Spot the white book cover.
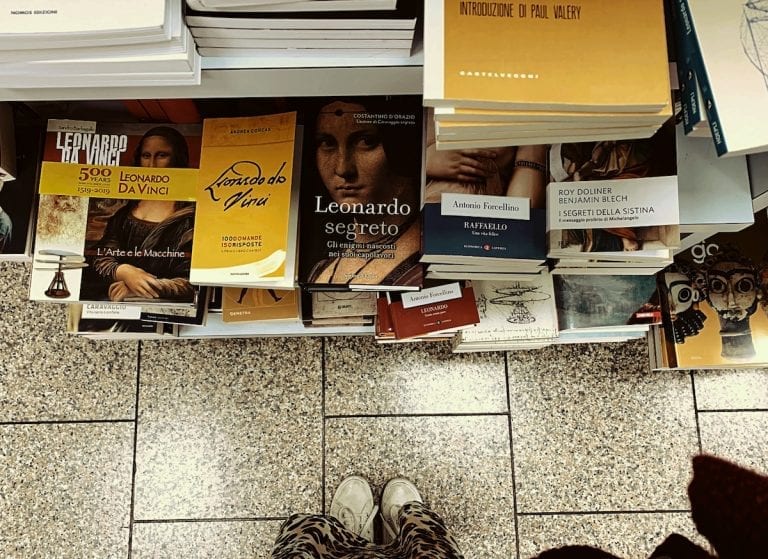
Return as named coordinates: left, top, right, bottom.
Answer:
left=185, top=15, right=415, bottom=30
left=456, top=275, right=558, bottom=343
left=190, top=26, right=413, bottom=39
left=187, top=0, right=397, bottom=11
left=0, top=0, right=177, bottom=49
left=194, top=36, right=412, bottom=48
left=676, top=125, right=753, bottom=232
left=688, top=0, right=768, bottom=155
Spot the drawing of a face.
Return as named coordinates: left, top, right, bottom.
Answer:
left=315, top=101, right=398, bottom=207
left=663, top=271, right=698, bottom=318
left=706, top=261, right=759, bottom=322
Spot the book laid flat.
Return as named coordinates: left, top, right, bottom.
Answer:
left=221, top=287, right=299, bottom=322
left=28, top=119, right=207, bottom=325
left=682, top=0, right=768, bottom=155
left=190, top=112, right=299, bottom=288
left=676, top=125, right=753, bottom=234
left=546, top=120, right=680, bottom=269
left=452, top=274, right=558, bottom=350
left=424, top=0, right=670, bottom=112
left=553, top=274, right=661, bottom=333
left=298, top=95, right=424, bottom=291
left=385, top=281, right=479, bottom=340
left=657, top=210, right=768, bottom=369
left=0, top=0, right=177, bottom=49
left=186, top=0, right=400, bottom=12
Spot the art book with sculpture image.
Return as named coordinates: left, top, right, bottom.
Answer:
left=28, top=119, right=207, bottom=326
left=658, top=209, right=768, bottom=369
left=298, top=95, right=424, bottom=291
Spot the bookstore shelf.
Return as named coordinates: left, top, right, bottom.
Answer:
left=0, top=47, right=423, bottom=102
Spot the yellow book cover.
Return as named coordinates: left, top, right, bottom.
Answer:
left=221, top=287, right=298, bottom=323
left=424, top=0, right=670, bottom=112
left=191, top=112, right=297, bottom=286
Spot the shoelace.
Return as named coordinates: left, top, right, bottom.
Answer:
left=337, top=503, right=379, bottom=538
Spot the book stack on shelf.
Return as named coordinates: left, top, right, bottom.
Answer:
left=650, top=209, right=768, bottom=369
left=375, top=280, right=479, bottom=343
left=420, top=109, right=548, bottom=282
left=0, top=0, right=200, bottom=88
left=545, top=120, right=680, bottom=276
left=671, top=0, right=768, bottom=156
left=183, top=0, right=420, bottom=58
left=747, top=151, right=768, bottom=213
left=423, top=0, right=673, bottom=150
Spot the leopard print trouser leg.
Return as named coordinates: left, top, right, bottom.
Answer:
left=270, top=501, right=465, bottom=558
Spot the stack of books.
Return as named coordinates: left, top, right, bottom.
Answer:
left=0, top=0, right=200, bottom=88
left=423, top=0, right=672, bottom=150
left=546, top=121, right=680, bottom=275
left=375, top=280, right=479, bottom=343
left=671, top=0, right=768, bottom=156
left=420, top=109, right=548, bottom=281
left=184, top=0, right=419, bottom=58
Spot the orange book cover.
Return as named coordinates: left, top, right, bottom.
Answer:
left=190, top=112, right=297, bottom=286
left=221, top=287, right=298, bottom=323
left=424, top=0, right=670, bottom=112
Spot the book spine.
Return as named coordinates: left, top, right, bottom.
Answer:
left=670, top=0, right=701, bottom=134
left=677, top=0, right=727, bottom=156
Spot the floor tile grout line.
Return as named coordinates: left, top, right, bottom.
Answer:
left=324, top=412, right=510, bottom=419
left=517, top=509, right=692, bottom=516
left=690, top=371, right=703, bottom=455
left=134, top=516, right=289, bottom=524
left=321, top=337, right=327, bottom=516
left=504, top=352, right=522, bottom=559
left=0, top=418, right=134, bottom=426
left=696, top=408, right=768, bottom=413
left=126, top=340, right=142, bottom=559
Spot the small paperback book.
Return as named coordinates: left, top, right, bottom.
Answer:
left=546, top=120, right=680, bottom=261
left=657, top=210, right=768, bottom=369
left=298, top=95, right=424, bottom=291
left=29, top=119, right=206, bottom=325
left=453, top=273, right=558, bottom=347
left=191, top=112, right=299, bottom=288
left=221, top=287, right=299, bottom=323
left=386, top=280, right=480, bottom=340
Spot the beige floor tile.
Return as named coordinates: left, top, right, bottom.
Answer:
left=325, top=336, right=507, bottom=415
left=694, top=369, right=768, bottom=410
left=509, top=341, right=700, bottom=512
left=133, top=338, right=323, bottom=520
left=0, top=422, right=134, bottom=559
left=0, top=262, right=138, bottom=421
left=698, top=411, right=768, bottom=474
left=131, top=520, right=282, bottom=558
left=325, top=415, right=515, bottom=559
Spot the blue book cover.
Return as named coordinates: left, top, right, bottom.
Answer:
left=421, top=204, right=546, bottom=263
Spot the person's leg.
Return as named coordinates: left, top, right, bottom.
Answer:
left=270, top=476, right=384, bottom=559
left=380, top=478, right=465, bottom=559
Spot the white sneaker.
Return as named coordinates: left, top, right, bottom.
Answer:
left=380, top=477, right=422, bottom=544
left=329, top=475, right=378, bottom=542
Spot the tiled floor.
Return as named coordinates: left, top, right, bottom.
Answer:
left=1, top=260, right=767, bottom=559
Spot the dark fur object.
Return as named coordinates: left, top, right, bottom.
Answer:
left=532, top=455, right=767, bottom=559
left=688, top=454, right=768, bottom=559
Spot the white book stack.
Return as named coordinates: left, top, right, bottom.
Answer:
left=184, top=0, right=418, bottom=59
left=0, top=0, right=200, bottom=88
